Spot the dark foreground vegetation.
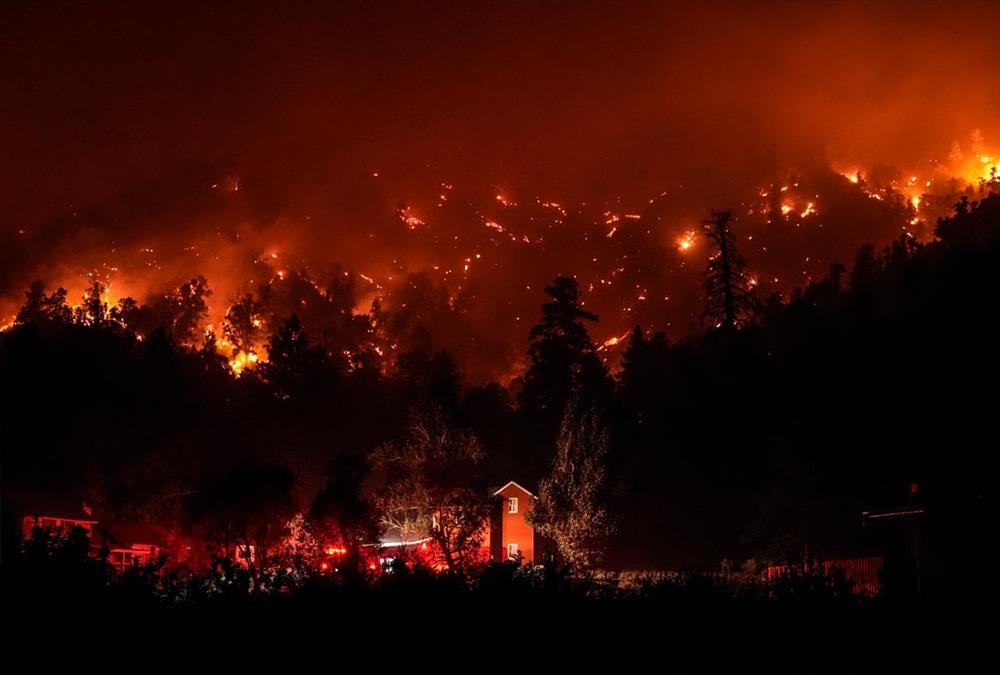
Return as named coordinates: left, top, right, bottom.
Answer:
left=3, top=529, right=989, bottom=666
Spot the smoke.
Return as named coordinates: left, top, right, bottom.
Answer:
left=2, top=0, right=998, bottom=380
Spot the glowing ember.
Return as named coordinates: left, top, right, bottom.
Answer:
left=597, top=330, right=631, bottom=352
left=676, top=230, right=697, bottom=253
left=398, top=206, right=425, bottom=229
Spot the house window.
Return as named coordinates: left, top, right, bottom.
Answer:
left=508, top=497, right=519, bottom=514
left=507, top=543, right=519, bottom=560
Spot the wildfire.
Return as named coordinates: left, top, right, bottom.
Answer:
left=228, top=350, right=260, bottom=376
left=4, top=128, right=996, bottom=384
left=676, top=230, right=697, bottom=253
left=398, top=206, right=425, bottom=229
left=495, top=190, right=515, bottom=207
left=597, top=330, right=631, bottom=352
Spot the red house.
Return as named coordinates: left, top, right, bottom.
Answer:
left=99, top=522, right=165, bottom=572
left=19, top=496, right=164, bottom=572
left=490, top=481, right=544, bottom=564
left=367, top=480, right=547, bottom=570
left=20, top=497, right=97, bottom=541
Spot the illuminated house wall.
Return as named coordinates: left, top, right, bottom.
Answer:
left=22, top=514, right=97, bottom=540
left=491, top=481, right=537, bottom=563
left=21, top=503, right=163, bottom=572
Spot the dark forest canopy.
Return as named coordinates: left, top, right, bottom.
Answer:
left=2, top=194, right=999, bottom=571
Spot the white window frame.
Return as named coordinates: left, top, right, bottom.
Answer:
left=508, top=497, right=519, bottom=514
left=507, top=543, right=519, bottom=560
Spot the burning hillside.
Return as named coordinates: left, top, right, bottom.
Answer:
left=2, top=2, right=998, bottom=381
left=1, top=132, right=997, bottom=381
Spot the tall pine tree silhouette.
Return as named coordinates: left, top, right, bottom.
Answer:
left=519, top=277, right=611, bottom=421
left=702, top=210, right=756, bottom=331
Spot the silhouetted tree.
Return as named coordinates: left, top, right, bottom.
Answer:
left=185, top=463, right=297, bottom=581
left=371, top=404, right=491, bottom=574
left=702, top=209, right=756, bottom=331
left=15, top=281, right=72, bottom=325
left=310, top=455, right=380, bottom=562
left=261, top=314, right=332, bottom=396
left=198, top=328, right=230, bottom=376
left=172, top=276, right=212, bottom=344
left=935, top=194, right=1000, bottom=247
left=75, top=280, right=108, bottom=326
left=109, top=297, right=139, bottom=330
left=619, top=325, right=669, bottom=426
left=396, top=348, right=462, bottom=415
left=15, top=281, right=48, bottom=325
left=849, top=244, right=879, bottom=292
left=519, top=276, right=611, bottom=421
left=528, top=401, right=615, bottom=570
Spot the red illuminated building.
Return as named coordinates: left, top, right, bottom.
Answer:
left=18, top=496, right=163, bottom=572
left=489, top=481, right=542, bottom=563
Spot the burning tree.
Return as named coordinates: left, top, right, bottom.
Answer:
left=75, top=280, right=108, bottom=326
left=528, top=400, right=615, bottom=570
left=166, top=276, right=212, bottom=344
left=702, top=209, right=757, bottom=331
left=371, top=404, right=491, bottom=574
left=223, top=293, right=265, bottom=358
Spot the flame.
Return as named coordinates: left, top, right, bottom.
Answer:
left=4, top=129, right=996, bottom=385
left=835, top=130, right=997, bottom=237
left=676, top=230, right=697, bottom=253
left=398, top=206, right=425, bottom=229
left=597, top=330, right=631, bottom=352
left=227, top=349, right=261, bottom=376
